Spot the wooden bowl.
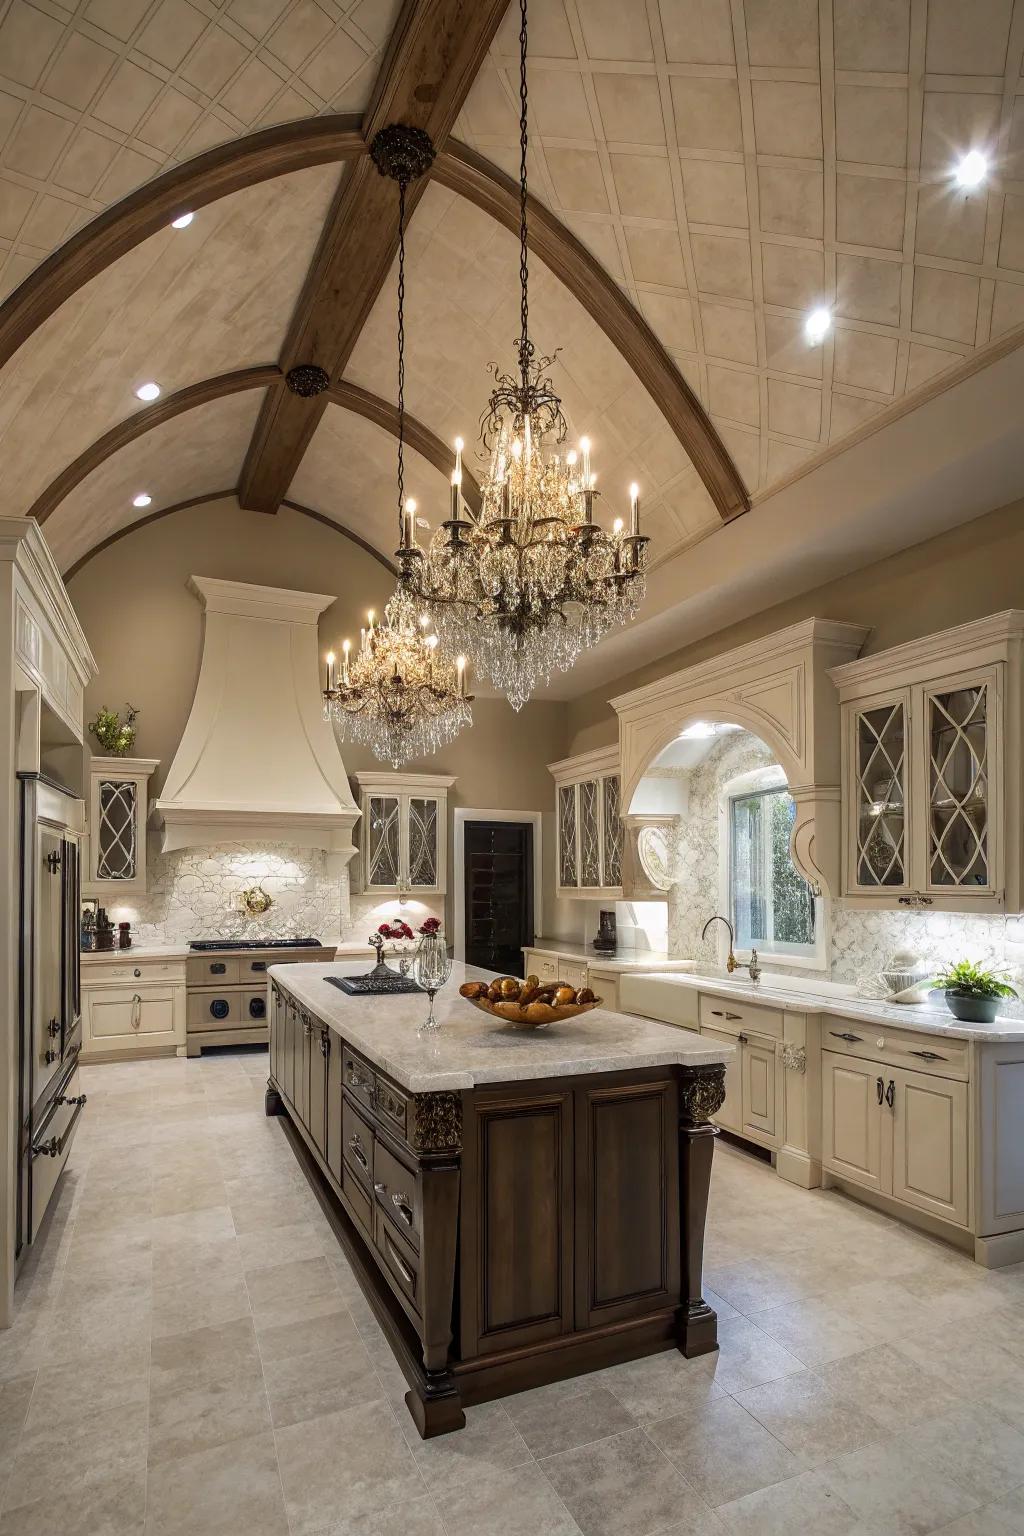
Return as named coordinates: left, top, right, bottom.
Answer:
left=466, top=995, right=603, bottom=1030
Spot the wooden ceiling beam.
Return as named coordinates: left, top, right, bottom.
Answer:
left=236, top=0, right=511, bottom=517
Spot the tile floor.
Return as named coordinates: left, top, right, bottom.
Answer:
left=2, top=1048, right=1024, bottom=1536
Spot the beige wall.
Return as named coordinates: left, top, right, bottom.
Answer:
left=68, top=497, right=567, bottom=815
left=565, top=495, right=1024, bottom=756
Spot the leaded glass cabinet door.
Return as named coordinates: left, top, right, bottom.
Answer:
left=366, top=795, right=401, bottom=889
left=919, top=668, right=1001, bottom=899
left=579, top=779, right=601, bottom=887
left=558, top=784, right=578, bottom=889
left=96, top=778, right=138, bottom=882
left=407, top=796, right=440, bottom=890
left=847, top=694, right=911, bottom=894
left=602, top=774, right=623, bottom=888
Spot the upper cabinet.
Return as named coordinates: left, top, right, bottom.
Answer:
left=84, top=757, right=159, bottom=897
left=832, top=613, right=1022, bottom=912
left=549, top=748, right=623, bottom=900
left=354, top=772, right=455, bottom=897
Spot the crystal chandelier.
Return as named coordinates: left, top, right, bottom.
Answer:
left=396, top=0, right=649, bottom=711
left=323, top=125, right=473, bottom=768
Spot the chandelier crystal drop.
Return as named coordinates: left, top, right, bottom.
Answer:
left=395, top=0, right=649, bottom=711
left=323, top=123, right=473, bottom=767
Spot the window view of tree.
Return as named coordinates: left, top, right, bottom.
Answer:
left=731, top=786, right=815, bottom=954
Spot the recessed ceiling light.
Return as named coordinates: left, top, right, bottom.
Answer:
left=954, top=150, right=988, bottom=189
left=132, top=493, right=152, bottom=508
left=171, top=211, right=194, bottom=229
left=135, top=381, right=161, bottom=402
left=804, top=306, right=832, bottom=344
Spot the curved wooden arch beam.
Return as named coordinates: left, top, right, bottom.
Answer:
left=29, top=366, right=281, bottom=524
left=28, top=368, right=479, bottom=531
left=62, top=490, right=397, bottom=582
left=0, top=117, right=364, bottom=373
left=326, top=381, right=482, bottom=515
left=434, top=143, right=750, bottom=523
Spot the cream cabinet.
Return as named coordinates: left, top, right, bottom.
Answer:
left=832, top=613, right=1023, bottom=911
left=81, top=956, right=186, bottom=1060
left=548, top=748, right=623, bottom=900
left=822, top=1050, right=968, bottom=1228
left=84, top=756, right=158, bottom=897
left=354, top=772, right=454, bottom=897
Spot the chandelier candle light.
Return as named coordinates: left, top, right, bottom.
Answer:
left=323, top=124, right=473, bottom=768
left=395, top=0, right=649, bottom=710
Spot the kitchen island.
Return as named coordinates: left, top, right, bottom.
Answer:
left=265, top=960, right=730, bottom=1437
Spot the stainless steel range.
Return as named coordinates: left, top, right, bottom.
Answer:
left=185, top=938, right=336, bottom=1057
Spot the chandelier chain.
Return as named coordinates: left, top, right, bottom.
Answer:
left=518, top=0, right=530, bottom=383
left=396, top=174, right=407, bottom=541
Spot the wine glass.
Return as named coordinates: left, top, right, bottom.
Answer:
left=413, top=932, right=451, bottom=1034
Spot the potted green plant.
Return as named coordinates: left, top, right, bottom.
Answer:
left=930, top=960, right=1017, bottom=1024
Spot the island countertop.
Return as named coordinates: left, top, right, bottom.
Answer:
left=268, top=959, right=731, bottom=1093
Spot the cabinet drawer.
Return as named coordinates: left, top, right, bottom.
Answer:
left=531, top=954, right=559, bottom=983
left=343, top=1165, right=372, bottom=1239
left=30, top=1069, right=85, bottom=1241
left=375, top=1209, right=420, bottom=1313
left=86, top=986, right=181, bottom=1043
left=699, top=994, right=783, bottom=1039
left=187, top=956, right=241, bottom=986
left=823, top=1020, right=969, bottom=1080
left=343, top=1048, right=377, bottom=1110
left=188, top=989, right=244, bottom=1030
left=83, top=960, right=183, bottom=984
left=342, top=1098, right=374, bottom=1191
left=374, top=1076, right=408, bottom=1141
left=560, top=961, right=588, bottom=990
left=372, top=1137, right=420, bottom=1251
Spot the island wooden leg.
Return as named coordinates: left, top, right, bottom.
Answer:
left=676, top=1065, right=726, bottom=1359
left=405, top=1156, right=464, bottom=1436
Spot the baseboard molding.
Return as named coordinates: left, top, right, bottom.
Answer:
left=776, top=1146, right=821, bottom=1189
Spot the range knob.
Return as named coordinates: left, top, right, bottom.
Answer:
left=209, top=998, right=230, bottom=1020
left=248, top=997, right=266, bottom=1020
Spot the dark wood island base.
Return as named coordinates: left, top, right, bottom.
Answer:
left=266, top=979, right=726, bottom=1437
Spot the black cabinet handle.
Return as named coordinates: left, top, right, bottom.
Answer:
left=876, top=1076, right=884, bottom=1105
left=830, top=1030, right=863, bottom=1043
left=47, top=1018, right=60, bottom=1038
left=710, top=1009, right=742, bottom=1021
left=32, top=1095, right=86, bottom=1158
left=45, top=850, right=61, bottom=873
left=209, top=962, right=226, bottom=974
left=885, top=1079, right=895, bottom=1108
left=909, top=1049, right=946, bottom=1062
left=737, top=1031, right=749, bottom=1045
left=250, top=961, right=267, bottom=972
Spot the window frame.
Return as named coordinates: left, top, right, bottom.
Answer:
left=717, top=765, right=827, bottom=972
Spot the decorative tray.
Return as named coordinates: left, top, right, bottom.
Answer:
left=327, top=971, right=421, bottom=996
left=467, top=995, right=601, bottom=1030
left=460, top=977, right=602, bottom=1030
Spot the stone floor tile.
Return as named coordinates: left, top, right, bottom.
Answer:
left=754, top=1295, right=886, bottom=1366
left=24, top=1341, right=149, bottom=1431
left=262, top=1338, right=384, bottom=1428
left=317, top=1496, right=449, bottom=1536
left=255, top=1300, right=361, bottom=1364
left=236, top=1219, right=325, bottom=1274
left=143, top=1429, right=288, bottom=1535
left=715, top=1468, right=862, bottom=1536
left=0, top=1469, right=146, bottom=1536
left=438, top=1463, right=583, bottom=1536
left=244, top=1254, right=341, bottom=1311
left=594, top=1347, right=723, bottom=1421
left=148, top=1377, right=271, bottom=1466
left=818, top=1342, right=965, bottom=1431
left=504, top=1375, right=636, bottom=1457
left=151, top=1271, right=251, bottom=1340
left=3, top=1402, right=149, bottom=1515
left=902, top=1403, right=1024, bottom=1504
left=928, top=1509, right=1024, bottom=1536
left=734, top=1369, right=885, bottom=1467
left=149, top=1204, right=235, bottom=1249
left=150, top=1314, right=262, bottom=1399
left=274, top=1398, right=425, bottom=1534
left=817, top=1440, right=982, bottom=1535
left=151, top=1233, right=242, bottom=1292
left=648, top=1394, right=802, bottom=1507
left=707, top=1316, right=806, bottom=1392
left=541, top=1425, right=714, bottom=1536
left=151, top=1178, right=228, bottom=1218
left=410, top=1399, right=533, bottom=1492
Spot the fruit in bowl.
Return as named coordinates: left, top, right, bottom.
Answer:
left=459, top=975, right=602, bottom=1028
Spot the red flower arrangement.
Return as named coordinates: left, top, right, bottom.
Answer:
left=377, top=919, right=414, bottom=940
left=419, top=916, right=442, bottom=936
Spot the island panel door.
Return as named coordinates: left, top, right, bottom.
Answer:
left=574, top=1078, right=680, bottom=1328
left=460, top=1087, right=575, bottom=1358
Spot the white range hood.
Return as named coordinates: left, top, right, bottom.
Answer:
left=154, top=577, right=359, bottom=856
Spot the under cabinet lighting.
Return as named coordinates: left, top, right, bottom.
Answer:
left=954, top=150, right=988, bottom=189
left=804, top=307, right=832, bottom=344
left=132, top=493, right=152, bottom=508
left=171, top=212, right=194, bottom=228
left=135, top=381, right=161, bottom=401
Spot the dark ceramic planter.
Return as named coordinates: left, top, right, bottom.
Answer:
left=943, top=992, right=1000, bottom=1024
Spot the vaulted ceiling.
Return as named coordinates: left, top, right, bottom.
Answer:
left=2, top=0, right=1023, bottom=660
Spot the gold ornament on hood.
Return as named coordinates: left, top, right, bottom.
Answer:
left=239, top=883, right=273, bottom=916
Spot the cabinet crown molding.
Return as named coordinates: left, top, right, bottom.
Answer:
left=89, top=756, right=159, bottom=776
left=547, top=745, right=619, bottom=782
left=829, top=609, right=1024, bottom=691
left=354, top=771, right=457, bottom=791
left=0, top=515, right=96, bottom=684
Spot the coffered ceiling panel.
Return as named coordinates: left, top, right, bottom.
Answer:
left=456, top=0, right=1024, bottom=494
left=45, top=386, right=264, bottom=572
left=288, top=403, right=451, bottom=560
left=0, top=163, right=339, bottom=516
left=345, top=180, right=720, bottom=564
left=0, top=0, right=399, bottom=296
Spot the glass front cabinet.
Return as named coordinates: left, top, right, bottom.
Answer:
left=550, top=747, right=623, bottom=900
left=354, top=772, right=455, bottom=897
left=832, top=614, right=1021, bottom=911
left=84, top=756, right=159, bottom=897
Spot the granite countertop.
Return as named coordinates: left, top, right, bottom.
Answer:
left=268, top=960, right=731, bottom=1093
left=525, top=939, right=698, bottom=974
left=621, top=970, right=1024, bottom=1044
left=81, top=943, right=190, bottom=962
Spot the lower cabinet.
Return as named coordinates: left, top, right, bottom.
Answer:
left=82, top=975, right=185, bottom=1058
left=700, top=1026, right=742, bottom=1135
left=822, top=1051, right=968, bottom=1227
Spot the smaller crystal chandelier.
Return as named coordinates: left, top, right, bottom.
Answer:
left=395, top=0, right=649, bottom=711
left=323, top=124, right=473, bottom=769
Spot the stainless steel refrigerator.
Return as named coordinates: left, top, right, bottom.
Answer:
left=16, top=773, right=87, bottom=1259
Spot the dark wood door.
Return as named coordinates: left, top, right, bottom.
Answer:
left=460, top=1087, right=574, bottom=1359
left=309, top=1027, right=328, bottom=1157
left=574, top=1078, right=680, bottom=1329
left=463, top=821, right=534, bottom=975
